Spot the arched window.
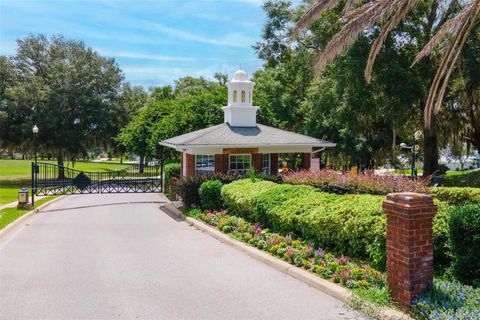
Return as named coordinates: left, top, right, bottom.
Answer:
left=241, top=91, right=246, bottom=103
left=233, top=90, right=237, bottom=102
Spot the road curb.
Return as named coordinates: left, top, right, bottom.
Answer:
left=185, top=216, right=413, bottom=320
left=0, top=196, right=65, bottom=242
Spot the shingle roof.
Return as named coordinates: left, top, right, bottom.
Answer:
left=160, top=123, right=335, bottom=148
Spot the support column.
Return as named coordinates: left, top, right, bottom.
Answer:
left=180, top=152, right=183, bottom=177
left=185, top=153, right=195, bottom=177
left=382, top=193, right=436, bottom=310
left=215, top=154, right=225, bottom=174
left=302, top=153, right=311, bottom=170
left=270, top=153, right=279, bottom=175
left=252, top=153, right=262, bottom=172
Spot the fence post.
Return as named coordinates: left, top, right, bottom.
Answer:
left=382, top=192, right=437, bottom=310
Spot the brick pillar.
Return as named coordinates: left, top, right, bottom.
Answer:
left=222, top=154, right=229, bottom=173
left=382, top=193, right=436, bottom=310
left=270, top=153, right=279, bottom=175
left=302, top=153, right=311, bottom=170
left=215, top=154, right=225, bottom=174
left=252, top=153, right=262, bottom=172
left=185, top=153, right=195, bottom=177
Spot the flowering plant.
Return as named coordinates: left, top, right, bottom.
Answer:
left=198, top=210, right=385, bottom=290
left=283, top=169, right=431, bottom=195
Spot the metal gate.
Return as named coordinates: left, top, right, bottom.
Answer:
left=32, top=162, right=163, bottom=196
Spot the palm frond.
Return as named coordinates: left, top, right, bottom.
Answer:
left=344, top=0, right=366, bottom=15
left=413, top=1, right=476, bottom=66
left=314, top=0, right=408, bottom=74
left=294, top=0, right=342, bottom=35
left=365, top=0, right=420, bottom=83
left=424, top=1, right=480, bottom=127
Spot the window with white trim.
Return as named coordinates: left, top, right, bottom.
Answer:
left=195, top=155, right=215, bottom=175
left=229, top=154, right=251, bottom=173
left=233, top=90, right=237, bottom=102
left=262, top=154, right=270, bottom=175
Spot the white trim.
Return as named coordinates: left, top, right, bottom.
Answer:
left=182, top=152, right=187, bottom=177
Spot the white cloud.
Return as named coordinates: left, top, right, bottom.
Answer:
left=96, top=49, right=195, bottom=62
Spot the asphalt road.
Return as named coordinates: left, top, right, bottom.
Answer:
left=0, top=193, right=367, bottom=320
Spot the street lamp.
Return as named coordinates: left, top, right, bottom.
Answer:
left=400, top=130, right=422, bottom=180
left=32, top=125, right=39, bottom=206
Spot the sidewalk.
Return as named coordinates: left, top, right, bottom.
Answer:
left=0, top=196, right=47, bottom=211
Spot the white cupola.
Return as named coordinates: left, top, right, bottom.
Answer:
left=222, top=70, right=259, bottom=127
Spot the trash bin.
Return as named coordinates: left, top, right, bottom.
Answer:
left=18, top=188, right=29, bottom=205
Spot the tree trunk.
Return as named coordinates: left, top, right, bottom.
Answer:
left=120, top=154, right=123, bottom=164
left=57, top=153, right=65, bottom=180
left=139, top=155, right=145, bottom=174
left=423, top=118, right=439, bottom=176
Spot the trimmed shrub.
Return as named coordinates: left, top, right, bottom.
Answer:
left=449, top=204, right=480, bottom=285
left=431, top=187, right=480, bottom=206
left=164, top=162, right=181, bottom=185
left=199, top=180, right=223, bottom=210
left=176, top=175, right=208, bottom=208
left=221, top=179, right=275, bottom=220
left=432, top=201, right=452, bottom=269
left=255, top=184, right=316, bottom=226
left=283, top=169, right=430, bottom=195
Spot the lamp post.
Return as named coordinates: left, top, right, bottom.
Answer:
left=32, top=125, right=39, bottom=206
left=400, top=130, right=422, bottom=180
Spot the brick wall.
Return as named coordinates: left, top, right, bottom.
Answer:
left=185, top=153, right=195, bottom=177
left=270, top=153, right=279, bottom=175
left=383, top=192, right=436, bottom=310
left=302, top=153, right=311, bottom=170
left=252, top=153, right=262, bottom=172
left=214, top=154, right=224, bottom=174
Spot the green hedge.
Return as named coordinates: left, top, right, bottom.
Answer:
left=221, top=179, right=276, bottom=220
left=221, top=180, right=463, bottom=272
left=164, top=162, right=181, bottom=185
left=431, top=187, right=480, bottom=206
left=199, top=180, right=223, bottom=210
left=255, top=184, right=316, bottom=227
left=449, top=204, right=480, bottom=286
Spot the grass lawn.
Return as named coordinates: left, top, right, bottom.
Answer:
left=0, top=196, right=55, bottom=230
left=0, top=159, right=130, bottom=204
left=443, top=168, right=480, bottom=187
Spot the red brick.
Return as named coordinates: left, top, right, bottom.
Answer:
left=384, top=192, right=436, bottom=310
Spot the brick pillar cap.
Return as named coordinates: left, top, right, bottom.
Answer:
left=386, top=192, right=433, bottom=204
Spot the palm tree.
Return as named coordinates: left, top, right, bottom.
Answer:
left=294, top=0, right=480, bottom=175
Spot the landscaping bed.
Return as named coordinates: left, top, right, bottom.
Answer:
left=188, top=208, right=391, bottom=307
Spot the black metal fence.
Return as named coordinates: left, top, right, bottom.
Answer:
left=32, top=162, right=163, bottom=196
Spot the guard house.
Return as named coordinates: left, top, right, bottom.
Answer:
left=160, top=70, right=335, bottom=177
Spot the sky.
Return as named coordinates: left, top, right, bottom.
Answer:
left=0, top=0, right=274, bottom=88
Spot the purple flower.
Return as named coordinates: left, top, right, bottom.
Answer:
left=307, top=242, right=315, bottom=248
left=286, top=248, right=295, bottom=257
left=315, top=248, right=325, bottom=258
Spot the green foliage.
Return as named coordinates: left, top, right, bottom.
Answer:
left=433, top=201, right=452, bottom=269
left=431, top=187, right=480, bottom=206
left=255, top=184, right=316, bottom=226
left=0, top=35, right=124, bottom=163
left=199, top=180, right=223, bottom=210
left=185, top=208, right=202, bottom=218
left=199, top=210, right=386, bottom=293
left=177, top=175, right=208, bottom=209
left=449, top=204, right=480, bottom=285
left=221, top=179, right=276, bottom=220
left=164, top=163, right=181, bottom=186
left=221, top=179, right=386, bottom=269
left=412, top=279, right=480, bottom=320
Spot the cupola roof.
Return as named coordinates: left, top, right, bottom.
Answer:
left=231, top=69, right=249, bottom=82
